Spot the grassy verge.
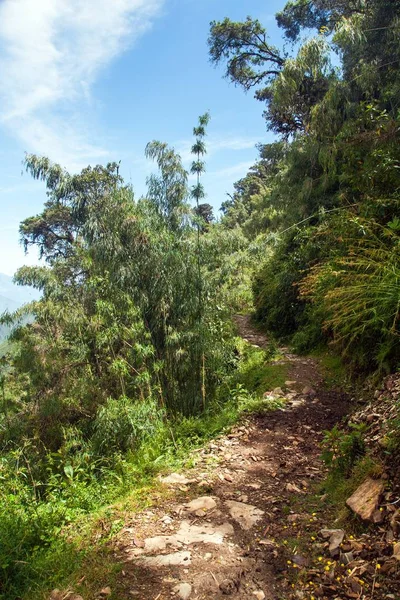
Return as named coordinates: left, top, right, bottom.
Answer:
left=305, top=347, right=349, bottom=390
left=229, top=338, right=288, bottom=395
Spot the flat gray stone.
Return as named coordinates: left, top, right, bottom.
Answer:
left=225, top=500, right=264, bottom=530
left=134, top=551, right=191, bottom=567
left=320, top=528, right=345, bottom=557
left=177, top=520, right=233, bottom=545
left=328, top=529, right=345, bottom=557
left=320, top=528, right=343, bottom=539
left=302, top=386, right=316, bottom=396
left=247, top=483, right=261, bottom=490
left=144, top=535, right=179, bottom=553
left=160, top=473, right=191, bottom=485
left=143, top=520, right=233, bottom=552
left=289, top=400, right=304, bottom=408
left=184, top=496, right=217, bottom=514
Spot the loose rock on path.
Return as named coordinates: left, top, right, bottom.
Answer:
left=108, top=316, right=349, bottom=599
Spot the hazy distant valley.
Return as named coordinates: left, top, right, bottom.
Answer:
left=0, top=272, right=39, bottom=342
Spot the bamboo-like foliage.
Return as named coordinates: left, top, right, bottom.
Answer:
left=299, top=220, right=400, bottom=370
left=1, top=125, right=235, bottom=456
left=190, top=112, right=211, bottom=407
left=145, top=141, right=189, bottom=230
left=191, top=112, right=210, bottom=208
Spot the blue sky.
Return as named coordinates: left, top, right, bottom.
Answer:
left=0, top=0, right=287, bottom=276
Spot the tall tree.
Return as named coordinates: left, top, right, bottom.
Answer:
left=190, top=112, right=211, bottom=407
left=208, top=17, right=334, bottom=135
left=276, top=0, right=364, bottom=41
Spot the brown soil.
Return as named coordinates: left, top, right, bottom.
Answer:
left=104, top=316, right=351, bottom=600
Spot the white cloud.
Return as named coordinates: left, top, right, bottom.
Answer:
left=0, top=0, right=164, bottom=170
left=176, top=135, right=258, bottom=163
left=207, top=137, right=258, bottom=153
left=208, top=160, right=254, bottom=180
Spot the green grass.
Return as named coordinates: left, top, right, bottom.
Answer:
left=319, top=455, right=384, bottom=527
left=231, top=340, right=289, bottom=397
left=21, top=482, right=169, bottom=600
left=310, top=348, right=348, bottom=389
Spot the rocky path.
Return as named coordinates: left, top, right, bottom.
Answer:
left=111, top=316, right=349, bottom=600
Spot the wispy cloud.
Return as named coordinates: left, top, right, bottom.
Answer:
left=208, top=160, right=254, bottom=180
left=176, top=135, right=258, bottom=163
left=0, top=182, right=39, bottom=195
left=0, top=0, right=164, bottom=170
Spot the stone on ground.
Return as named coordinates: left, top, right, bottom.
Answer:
left=225, top=500, right=264, bottom=530
left=346, top=478, right=384, bottom=520
left=286, top=482, right=302, bottom=493
left=393, top=542, right=400, bottom=560
left=49, top=592, right=84, bottom=600
left=319, top=528, right=345, bottom=557
left=247, top=483, right=261, bottom=490
left=143, top=534, right=179, bottom=553
left=272, top=387, right=284, bottom=396
left=184, top=496, right=217, bottom=514
left=161, top=473, right=191, bottom=485
left=219, top=578, right=240, bottom=594
left=176, top=520, right=233, bottom=545
left=292, top=554, right=309, bottom=567
left=133, top=551, right=192, bottom=567
left=302, top=386, right=316, bottom=396
left=143, top=520, right=233, bottom=552
left=173, top=582, right=192, bottom=599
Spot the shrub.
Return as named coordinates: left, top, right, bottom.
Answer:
left=321, top=423, right=366, bottom=477
left=300, top=220, right=400, bottom=372
left=92, top=396, right=165, bottom=455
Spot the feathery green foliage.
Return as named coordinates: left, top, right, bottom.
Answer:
left=212, top=0, right=400, bottom=371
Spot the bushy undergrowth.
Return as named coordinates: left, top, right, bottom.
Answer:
left=319, top=421, right=383, bottom=528
left=320, top=454, right=384, bottom=526
left=320, top=416, right=391, bottom=522
left=92, top=396, right=165, bottom=455
left=0, top=339, right=284, bottom=600
left=253, top=234, right=308, bottom=340
left=321, top=423, right=366, bottom=478
left=300, top=221, right=400, bottom=373
left=252, top=217, right=400, bottom=374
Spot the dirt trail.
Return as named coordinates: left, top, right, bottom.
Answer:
left=112, top=316, right=349, bottom=600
